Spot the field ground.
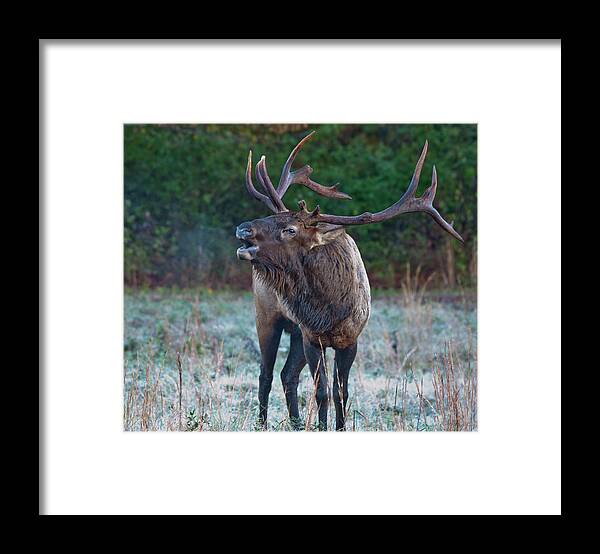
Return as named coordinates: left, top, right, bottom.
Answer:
left=124, top=283, right=477, bottom=432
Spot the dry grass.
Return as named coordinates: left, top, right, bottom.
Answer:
left=124, top=271, right=477, bottom=432
left=432, top=342, right=477, bottom=431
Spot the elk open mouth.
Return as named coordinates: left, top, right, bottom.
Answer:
left=237, top=239, right=259, bottom=261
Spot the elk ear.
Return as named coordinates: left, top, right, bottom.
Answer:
left=313, top=222, right=345, bottom=245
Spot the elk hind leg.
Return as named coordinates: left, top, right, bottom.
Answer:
left=333, top=343, right=357, bottom=431
left=303, top=338, right=329, bottom=431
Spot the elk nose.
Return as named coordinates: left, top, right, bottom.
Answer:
left=236, top=223, right=255, bottom=240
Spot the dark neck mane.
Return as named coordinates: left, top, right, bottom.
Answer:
left=253, top=235, right=360, bottom=334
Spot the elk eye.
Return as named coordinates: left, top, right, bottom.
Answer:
left=283, top=228, right=296, bottom=236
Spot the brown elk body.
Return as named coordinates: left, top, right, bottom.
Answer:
left=236, top=132, right=462, bottom=431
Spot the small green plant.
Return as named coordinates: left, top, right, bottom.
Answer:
left=186, top=408, right=200, bottom=431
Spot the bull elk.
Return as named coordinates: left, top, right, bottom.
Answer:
left=236, top=132, right=463, bottom=431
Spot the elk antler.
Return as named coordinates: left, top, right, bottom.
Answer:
left=275, top=131, right=352, bottom=201
left=244, top=131, right=351, bottom=213
left=245, top=150, right=277, bottom=212
left=304, top=141, right=464, bottom=243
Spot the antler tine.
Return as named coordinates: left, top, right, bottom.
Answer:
left=256, top=156, right=288, bottom=212
left=425, top=164, right=438, bottom=201
left=422, top=165, right=464, bottom=243
left=276, top=131, right=352, bottom=201
left=277, top=131, right=316, bottom=196
left=398, top=140, right=428, bottom=204
left=245, top=150, right=278, bottom=213
left=310, top=141, right=464, bottom=243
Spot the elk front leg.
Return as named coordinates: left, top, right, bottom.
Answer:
left=333, top=343, right=357, bottom=431
left=303, top=338, right=329, bottom=431
left=256, top=318, right=284, bottom=429
left=280, top=326, right=306, bottom=430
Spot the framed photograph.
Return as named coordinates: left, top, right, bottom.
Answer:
left=124, top=123, right=477, bottom=434
left=41, top=39, right=561, bottom=515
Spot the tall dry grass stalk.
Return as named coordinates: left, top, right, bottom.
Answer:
left=432, top=341, right=477, bottom=431
left=176, top=352, right=183, bottom=431
left=400, top=263, right=435, bottom=308
left=399, top=263, right=434, bottom=349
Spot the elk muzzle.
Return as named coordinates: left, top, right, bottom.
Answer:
left=236, top=223, right=259, bottom=260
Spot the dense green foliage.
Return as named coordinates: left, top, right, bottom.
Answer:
left=125, top=124, right=477, bottom=288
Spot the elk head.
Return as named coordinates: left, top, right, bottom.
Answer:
left=236, top=131, right=463, bottom=268
left=236, top=202, right=345, bottom=265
